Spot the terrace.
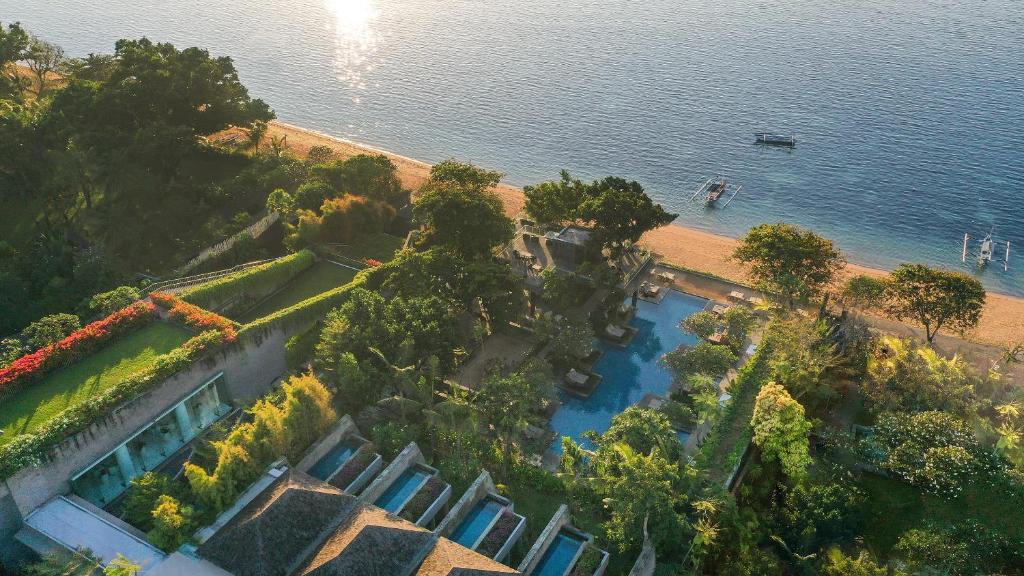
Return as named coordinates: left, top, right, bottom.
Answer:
left=518, top=505, right=608, bottom=576
left=360, top=442, right=452, bottom=527
left=436, top=471, right=527, bottom=564
left=0, top=322, right=192, bottom=446
left=295, top=415, right=382, bottom=493
left=235, top=260, right=357, bottom=323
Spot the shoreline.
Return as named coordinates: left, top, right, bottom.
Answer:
left=267, top=120, right=1024, bottom=348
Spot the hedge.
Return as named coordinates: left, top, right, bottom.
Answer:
left=0, top=329, right=232, bottom=479
left=238, top=270, right=369, bottom=339
left=150, top=293, right=239, bottom=342
left=181, top=250, right=316, bottom=310
left=696, top=320, right=780, bottom=484
left=0, top=302, right=157, bottom=400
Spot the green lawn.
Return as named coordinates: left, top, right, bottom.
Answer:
left=323, top=232, right=405, bottom=264
left=856, top=471, right=1024, bottom=558
left=0, top=322, right=192, bottom=446
left=237, top=261, right=358, bottom=323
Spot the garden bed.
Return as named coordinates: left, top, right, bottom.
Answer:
left=476, top=508, right=524, bottom=559
left=0, top=322, right=192, bottom=445
left=329, top=446, right=379, bottom=493
left=399, top=475, right=448, bottom=523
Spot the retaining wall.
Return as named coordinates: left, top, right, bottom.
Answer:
left=0, top=324, right=290, bottom=528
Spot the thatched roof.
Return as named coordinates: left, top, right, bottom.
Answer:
left=298, top=506, right=434, bottom=576
left=198, top=469, right=521, bottom=576
left=414, top=539, right=518, bottom=576
left=198, top=471, right=360, bottom=576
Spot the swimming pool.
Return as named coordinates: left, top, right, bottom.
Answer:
left=549, top=290, right=707, bottom=452
left=450, top=496, right=504, bottom=549
left=534, top=532, right=586, bottom=576
left=307, top=440, right=358, bottom=481
left=375, top=466, right=430, bottom=514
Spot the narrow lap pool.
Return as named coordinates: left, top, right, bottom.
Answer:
left=534, top=532, right=585, bottom=576
left=375, top=467, right=429, bottom=513
left=550, top=290, right=707, bottom=453
left=451, top=497, right=504, bottom=548
left=308, top=441, right=358, bottom=481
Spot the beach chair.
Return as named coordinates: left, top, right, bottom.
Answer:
left=711, top=304, right=730, bottom=316
left=605, top=324, right=627, bottom=339
left=728, top=290, right=746, bottom=302
left=566, top=369, right=590, bottom=387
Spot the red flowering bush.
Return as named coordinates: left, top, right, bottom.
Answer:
left=149, top=293, right=237, bottom=343
left=364, top=258, right=383, bottom=268
left=0, top=302, right=156, bottom=397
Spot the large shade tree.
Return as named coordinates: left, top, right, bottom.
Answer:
left=883, top=263, right=985, bottom=343
left=733, top=223, right=846, bottom=308
left=413, top=161, right=514, bottom=260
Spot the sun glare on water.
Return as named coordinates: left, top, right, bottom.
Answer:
left=324, top=0, right=380, bottom=100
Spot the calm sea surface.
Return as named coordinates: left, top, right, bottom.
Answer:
left=6, top=0, right=1023, bottom=294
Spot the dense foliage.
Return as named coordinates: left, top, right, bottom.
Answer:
left=733, top=223, right=846, bottom=308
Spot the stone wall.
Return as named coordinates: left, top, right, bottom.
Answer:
left=358, top=442, right=425, bottom=505
left=435, top=470, right=495, bottom=537
left=294, top=415, right=358, bottom=473
left=1, top=324, right=290, bottom=522
left=518, top=504, right=570, bottom=574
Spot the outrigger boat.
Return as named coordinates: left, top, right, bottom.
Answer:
left=690, top=177, right=742, bottom=208
left=962, top=229, right=1010, bottom=271
left=755, top=133, right=796, bottom=147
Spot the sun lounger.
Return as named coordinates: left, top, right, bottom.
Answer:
left=658, top=272, right=676, bottom=283
left=566, top=369, right=589, bottom=386
left=747, top=296, right=764, bottom=306
left=708, top=332, right=726, bottom=344
left=728, top=290, right=746, bottom=301
left=711, top=304, right=730, bottom=316
left=605, top=324, right=627, bottom=339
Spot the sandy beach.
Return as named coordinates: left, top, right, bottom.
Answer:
left=268, top=121, right=1024, bottom=348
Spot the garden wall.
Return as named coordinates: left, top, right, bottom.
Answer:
left=0, top=324, right=290, bottom=524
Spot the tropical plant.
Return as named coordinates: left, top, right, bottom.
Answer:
left=732, top=223, right=846, bottom=308
left=882, top=263, right=986, bottom=343
left=664, top=341, right=738, bottom=380
left=750, top=383, right=813, bottom=481
left=20, top=313, right=82, bottom=351
left=147, top=495, right=195, bottom=552
left=86, top=286, right=141, bottom=316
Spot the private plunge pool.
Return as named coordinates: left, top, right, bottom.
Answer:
left=534, top=531, right=587, bottom=576
left=375, top=465, right=431, bottom=514
left=307, top=439, right=360, bottom=482
left=549, top=290, right=707, bottom=453
left=451, top=496, right=504, bottom=549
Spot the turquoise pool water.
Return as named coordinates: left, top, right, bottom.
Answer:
left=534, top=532, right=586, bottom=576
left=375, top=467, right=429, bottom=513
left=451, top=497, right=504, bottom=549
left=307, top=441, right=358, bottom=481
left=677, top=430, right=691, bottom=445
left=550, top=290, right=707, bottom=453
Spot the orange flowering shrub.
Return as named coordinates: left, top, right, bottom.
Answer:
left=150, top=293, right=237, bottom=343
left=0, top=302, right=156, bottom=397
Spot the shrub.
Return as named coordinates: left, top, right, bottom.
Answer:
left=87, top=286, right=142, bottom=317
left=123, top=472, right=186, bottom=532
left=571, top=545, right=604, bottom=576
left=147, top=495, right=195, bottom=552
left=20, top=313, right=82, bottom=351
left=239, top=272, right=368, bottom=337
left=150, top=293, right=237, bottom=342
left=180, top=250, right=315, bottom=310
left=663, top=341, right=738, bottom=379
left=0, top=329, right=229, bottom=480
left=0, top=302, right=156, bottom=399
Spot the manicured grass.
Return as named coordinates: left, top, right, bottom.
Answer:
left=0, top=323, right=192, bottom=446
left=855, top=471, right=1024, bottom=559
left=324, top=232, right=405, bottom=264
left=238, top=261, right=358, bottom=323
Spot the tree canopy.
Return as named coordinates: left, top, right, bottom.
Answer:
left=751, top=382, right=813, bottom=481
left=733, top=223, right=846, bottom=307
left=413, top=161, right=514, bottom=260
left=883, top=263, right=985, bottom=343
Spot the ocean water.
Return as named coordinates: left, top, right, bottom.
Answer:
left=6, top=0, right=1023, bottom=294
